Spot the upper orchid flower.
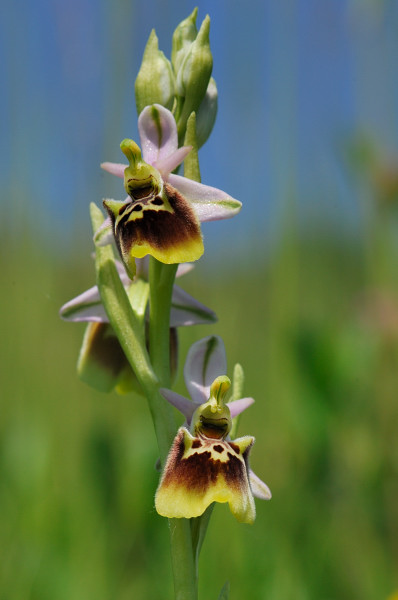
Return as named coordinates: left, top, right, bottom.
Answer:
left=59, top=257, right=216, bottom=394
left=99, top=104, right=241, bottom=276
left=156, top=335, right=271, bottom=523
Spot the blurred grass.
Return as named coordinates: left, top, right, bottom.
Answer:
left=1, top=211, right=398, bottom=599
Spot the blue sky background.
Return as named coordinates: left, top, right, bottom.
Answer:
left=2, top=0, right=398, bottom=261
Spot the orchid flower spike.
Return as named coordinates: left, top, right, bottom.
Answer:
left=155, top=336, right=271, bottom=524
left=100, top=104, right=241, bottom=276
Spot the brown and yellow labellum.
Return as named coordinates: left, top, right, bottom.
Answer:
left=155, top=427, right=256, bottom=524
left=104, top=182, right=204, bottom=274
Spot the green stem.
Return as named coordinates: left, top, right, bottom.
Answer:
left=169, top=520, right=198, bottom=600
left=148, top=258, right=198, bottom=599
left=147, top=259, right=179, bottom=458
left=149, top=259, right=178, bottom=389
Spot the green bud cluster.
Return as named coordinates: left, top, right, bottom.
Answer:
left=135, top=8, right=217, bottom=148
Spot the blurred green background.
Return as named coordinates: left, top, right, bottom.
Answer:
left=2, top=1, right=398, bottom=599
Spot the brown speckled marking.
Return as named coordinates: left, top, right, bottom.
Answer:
left=192, top=439, right=202, bottom=449
left=161, top=430, right=246, bottom=494
left=118, top=203, right=130, bottom=216
left=213, top=445, right=224, bottom=454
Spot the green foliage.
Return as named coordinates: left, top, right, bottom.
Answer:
left=1, top=220, right=398, bottom=599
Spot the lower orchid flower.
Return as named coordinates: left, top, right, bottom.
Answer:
left=155, top=335, right=271, bottom=523
left=59, top=258, right=216, bottom=394
left=98, top=104, right=242, bottom=276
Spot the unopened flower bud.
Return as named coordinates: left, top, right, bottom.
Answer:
left=195, top=77, right=218, bottom=148
left=171, top=7, right=198, bottom=75
left=175, top=15, right=213, bottom=140
left=135, top=29, right=175, bottom=115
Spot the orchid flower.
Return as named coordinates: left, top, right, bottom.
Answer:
left=156, top=335, right=271, bottom=524
left=99, top=104, right=241, bottom=275
left=59, top=257, right=216, bottom=394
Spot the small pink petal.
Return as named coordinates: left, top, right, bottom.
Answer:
left=160, top=388, right=196, bottom=423
left=249, top=470, right=272, bottom=500
left=101, top=162, right=126, bottom=178
left=176, top=263, right=195, bottom=278
left=227, top=397, right=255, bottom=419
left=155, top=146, right=192, bottom=177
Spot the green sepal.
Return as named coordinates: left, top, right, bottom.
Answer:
left=135, top=29, right=175, bottom=115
